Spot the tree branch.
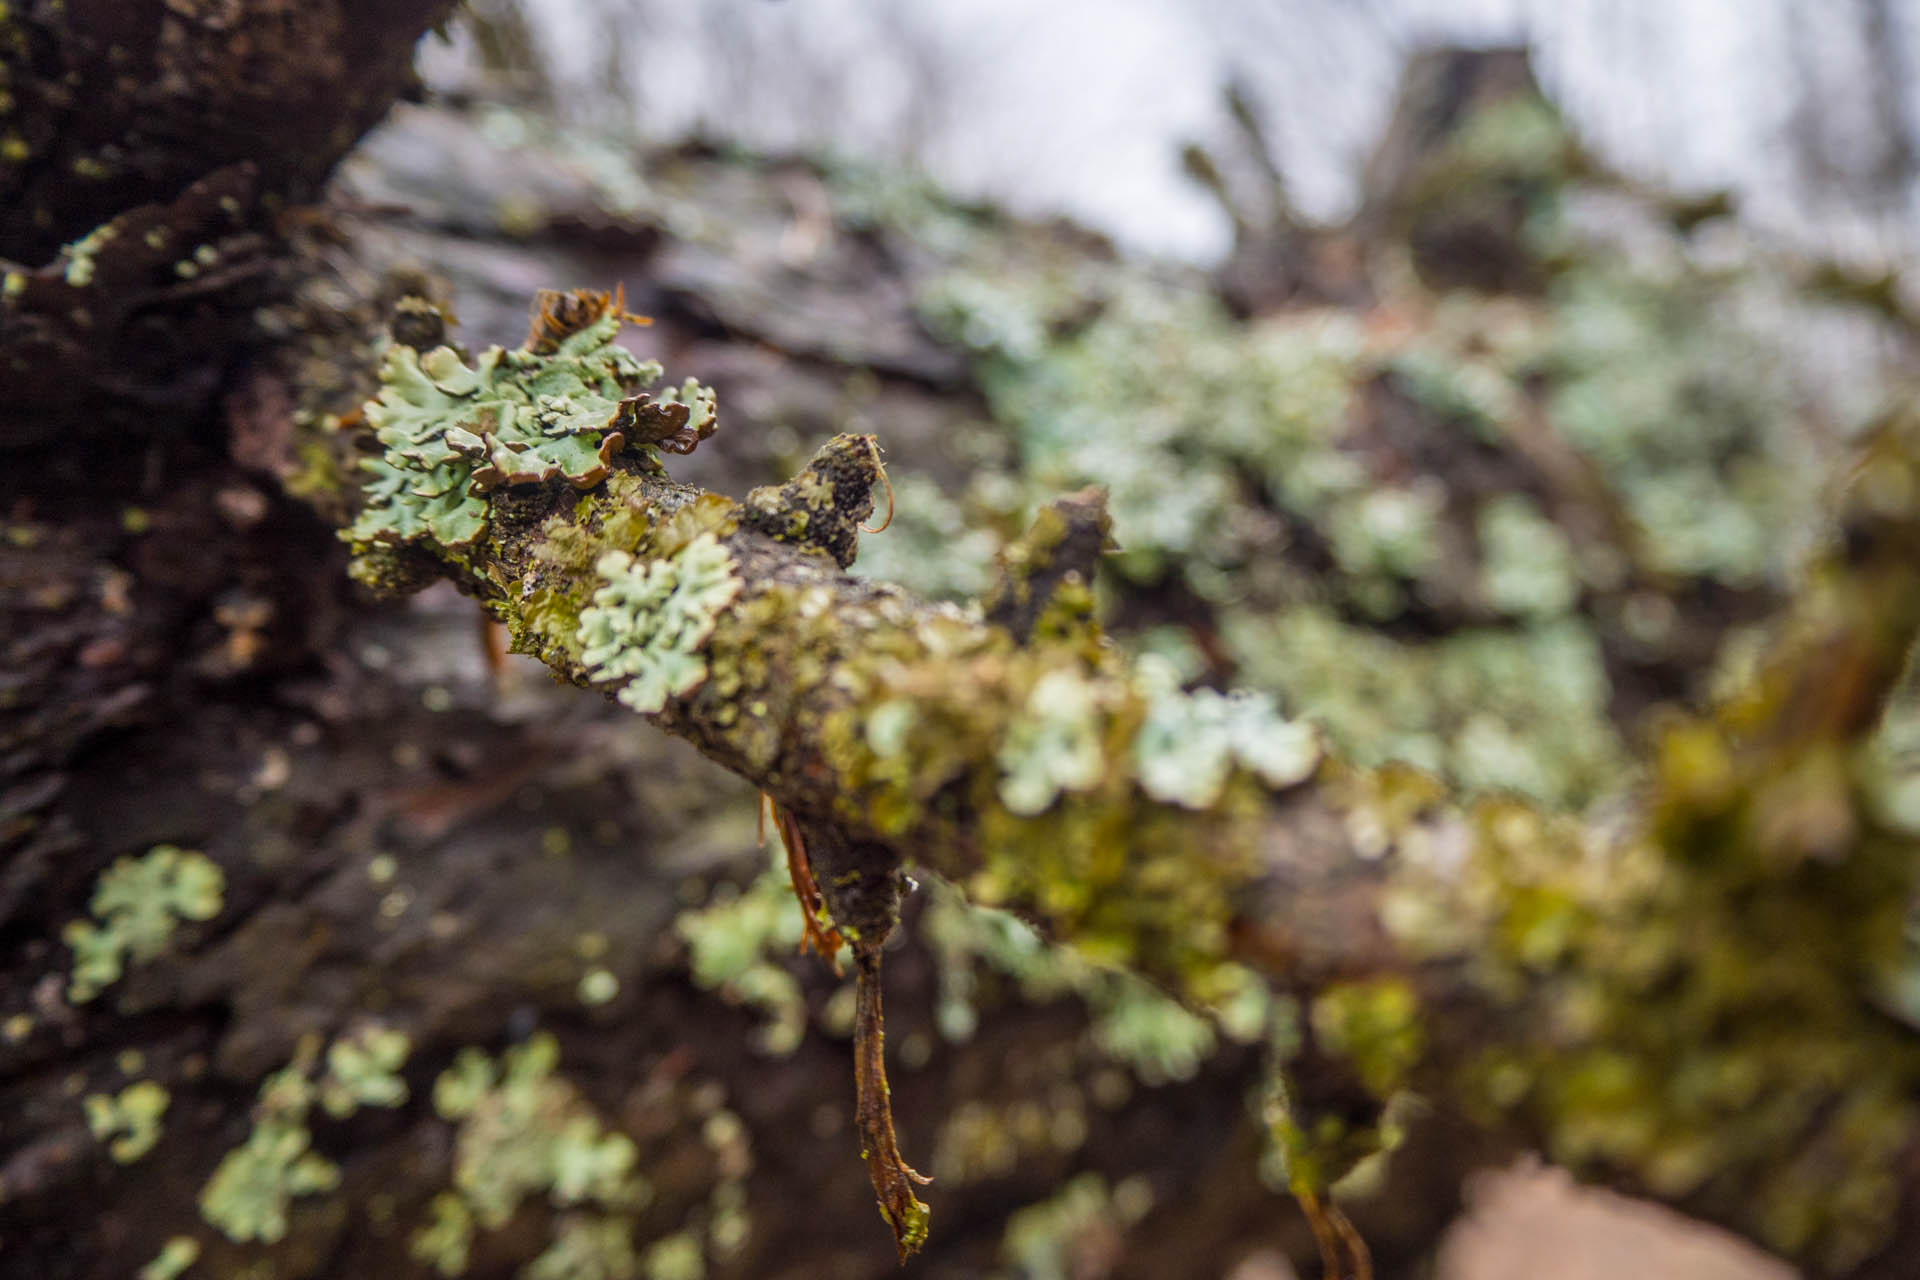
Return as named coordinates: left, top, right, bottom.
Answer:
left=340, top=288, right=1920, bottom=1275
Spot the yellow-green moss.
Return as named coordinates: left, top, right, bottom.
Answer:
left=1308, top=978, right=1424, bottom=1097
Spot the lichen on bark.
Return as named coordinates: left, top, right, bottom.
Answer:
left=332, top=284, right=1920, bottom=1273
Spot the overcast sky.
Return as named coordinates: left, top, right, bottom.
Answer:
left=429, top=0, right=1920, bottom=263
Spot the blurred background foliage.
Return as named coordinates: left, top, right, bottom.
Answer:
left=398, top=0, right=1916, bottom=814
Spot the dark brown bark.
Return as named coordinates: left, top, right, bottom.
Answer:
left=0, top=0, right=456, bottom=443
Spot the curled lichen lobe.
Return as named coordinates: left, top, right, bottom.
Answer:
left=342, top=291, right=718, bottom=573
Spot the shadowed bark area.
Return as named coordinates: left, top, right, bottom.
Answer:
left=0, top=0, right=456, bottom=441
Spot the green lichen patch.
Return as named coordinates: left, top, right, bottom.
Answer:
left=577, top=534, right=743, bottom=713
left=1227, top=608, right=1621, bottom=808
left=200, top=1024, right=412, bottom=1244
left=1477, top=494, right=1580, bottom=617
left=997, top=668, right=1108, bottom=815
left=845, top=472, right=1000, bottom=601
left=641, top=1231, right=705, bottom=1280
left=1000, top=1173, right=1154, bottom=1280
left=408, top=1029, right=757, bottom=1279
left=199, top=1041, right=342, bottom=1244
left=674, top=846, right=809, bottom=1056
left=64, top=844, right=225, bottom=1003
left=318, top=1023, right=412, bottom=1118
left=344, top=292, right=718, bottom=565
left=426, top=1034, right=648, bottom=1236
left=525, top=1213, right=642, bottom=1280
left=411, top=1194, right=475, bottom=1278
left=919, top=876, right=1252, bottom=1087
left=1132, top=658, right=1319, bottom=808
left=83, top=1079, right=169, bottom=1163
left=138, top=1237, right=201, bottom=1280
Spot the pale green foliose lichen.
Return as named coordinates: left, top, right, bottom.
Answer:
left=673, top=847, right=808, bottom=1056
left=916, top=272, right=1361, bottom=591
left=525, top=1213, right=640, bottom=1280
left=1000, top=1173, right=1153, bottom=1280
left=1132, top=658, right=1319, bottom=808
left=641, top=1231, right=705, bottom=1280
left=422, top=1032, right=647, bottom=1258
left=64, top=844, right=225, bottom=1003
left=1543, top=269, right=1819, bottom=587
left=1326, top=482, right=1444, bottom=590
left=846, top=472, right=1001, bottom=601
left=138, top=1236, right=201, bottom=1280
left=200, top=1025, right=411, bottom=1243
left=997, top=668, right=1105, bottom=815
left=578, top=536, right=743, bottom=713
left=84, top=1079, right=169, bottom=1163
left=413, top=1194, right=475, bottom=1277
left=891, top=129, right=1846, bottom=831
left=1227, top=608, right=1622, bottom=808
left=319, top=1023, right=412, bottom=1118
left=919, top=877, right=1249, bottom=1086
left=1477, top=494, right=1580, bottom=617
left=347, top=305, right=702, bottom=553
left=199, top=1049, right=342, bottom=1243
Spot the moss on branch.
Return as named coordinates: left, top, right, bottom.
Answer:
left=340, top=290, right=1920, bottom=1274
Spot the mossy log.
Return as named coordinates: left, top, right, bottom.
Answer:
left=9, top=4, right=1920, bottom=1273
left=339, top=286, right=1920, bottom=1277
